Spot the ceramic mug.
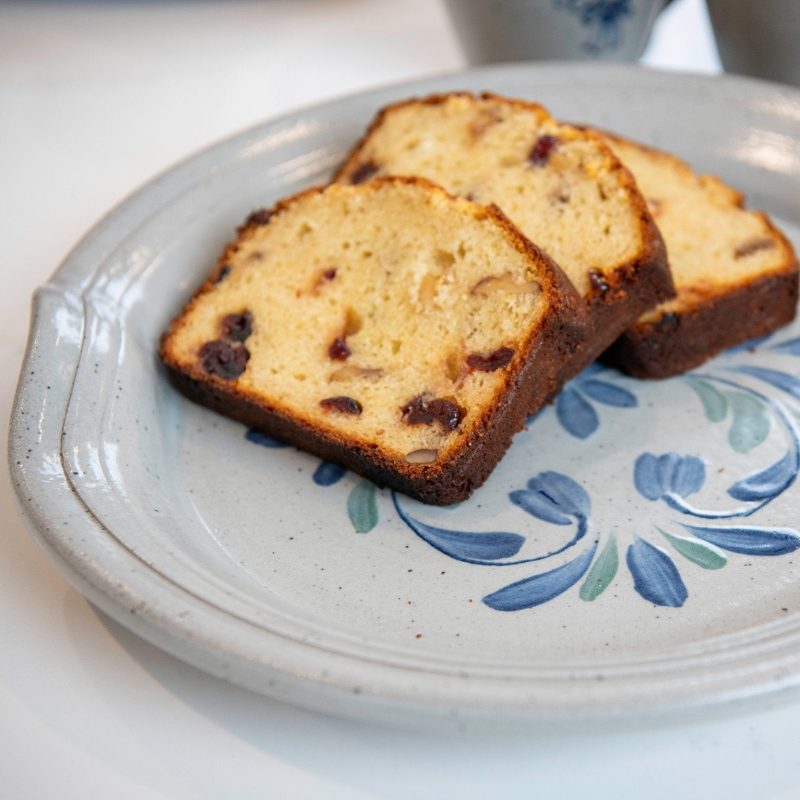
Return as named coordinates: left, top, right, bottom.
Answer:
left=443, top=0, right=668, bottom=65
left=707, top=0, right=800, bottom=87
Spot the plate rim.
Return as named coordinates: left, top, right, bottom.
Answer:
left=10, top=62, right=800, bottom=728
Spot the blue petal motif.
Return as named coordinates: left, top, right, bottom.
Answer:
left=668, top=454, right=706, bottom=498
left=579, top=379, right=638, bottom=408
left=482, top=543, right=597, bottom=611
left=245, top=429, right=288, bottom=448
left=634, top=452, right=705, bottom=501
left=681, top=523, right=800, bottom=556
left=728, top=451, right=798, bottom=501
left=510, top=489, right=571, bottom=525
left=556, top=386, right=599, bottom=439
left=626, top=538, right=688, bottom=607
left=771, top=336, right=800, bottom=355
left=733, top=367, right=800, bottom=401
left=514, top=471, right=591, bottom=521
left=392, top=486, right=587, bottom=568
left=406, top=518, right=525, bottom=562
left=312, top=461, right=347, bottom=486
left=633, top=453, right=663, bottom=500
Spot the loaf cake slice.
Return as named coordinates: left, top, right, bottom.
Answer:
left=333, top=92, right=673, bottom=387
left=599, top=134, right=799, bottom=377
left=160, top=178, right=587, bottom=504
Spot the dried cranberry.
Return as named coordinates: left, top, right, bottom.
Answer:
left=320, top=396, right=363, bottom=415
left=349, top=161, right=380, bottom=185
left=528, top=135, right=559, bottom=167
left=243, top=208, right=272, bottom=228
left=199, top=340, right=249, bottom=379
left=401, top=395, right=465, bottom=432
left=222, top=310, right=253, bottom=342
left=588, top=269, right=610, bottom=294
left=328, top=336, right=351, bottom=360
left=466, top=347, right=515, bottom=372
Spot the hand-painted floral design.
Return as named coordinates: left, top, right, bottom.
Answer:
left=555, top=363, right=637, bottom=439
left=634, top=452, right=705, bottom=509
left=244, top=331, right=800, bottom=612
left=554, top=0, right=633, bottom=54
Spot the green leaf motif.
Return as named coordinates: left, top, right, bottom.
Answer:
left=659, top=528, right=727, bottom=570
left=579, top=535, right=618, bottom=601
left=347, top=480, right=378, bottom=533
left=685, top=377, right=728, bottom=422
left=726, top=391, right=770, bottom=453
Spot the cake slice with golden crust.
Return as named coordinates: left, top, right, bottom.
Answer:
left=160, top=177, right=587, bottom=504
left=599, top=133, right=799, bottom=377
left=333, top=92, right=673, bottom=388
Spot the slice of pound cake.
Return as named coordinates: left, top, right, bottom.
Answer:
left=160, top=178, right=587, bottom=504
left=333, top=92, right=673, bottom=387
left=599, top=134, right=799, bottom=377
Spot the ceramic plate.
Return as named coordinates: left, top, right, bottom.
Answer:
left=10, top=64, right=800, bottom=729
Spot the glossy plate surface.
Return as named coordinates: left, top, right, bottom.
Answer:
left=10, top=64, right=800, bottom=728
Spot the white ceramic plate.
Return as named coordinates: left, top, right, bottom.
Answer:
left=10, top=64, right=800, bottom=729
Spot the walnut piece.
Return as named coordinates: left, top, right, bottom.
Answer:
left=418, top=273, right=439, bottom=306
left=734, top=238, right=775, bottom=258
left=329, top=365, right=383, bottom=382
left=470, top=273, right=539, bottom=296
left=469, top=106, right=503, bottom=138
left=405, top=449, right=438, bottom=464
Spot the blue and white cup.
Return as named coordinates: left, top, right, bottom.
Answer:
left=444, top=0, right=668, bottom=65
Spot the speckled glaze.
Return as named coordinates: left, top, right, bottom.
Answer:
left=9, top=65, right=800, bottom=729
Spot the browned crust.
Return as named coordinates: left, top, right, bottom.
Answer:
left=553, top=188, right=670, bottom=389
left=160, top=177, right=588, bottom=504
left=602, top=269, right=799, bottom=378
left=596, top=131, right=800, bottom=378
left=333, top=93, right=674, bottom=395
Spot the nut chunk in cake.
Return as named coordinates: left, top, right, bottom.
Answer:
left=160, top=178, right=587, bottom=504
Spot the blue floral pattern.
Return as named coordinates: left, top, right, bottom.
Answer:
left=245, top=331, right=800, bottom=611
left=554, top=0, right=633, bottom=54
left=555, top=364, right=637, bottom=439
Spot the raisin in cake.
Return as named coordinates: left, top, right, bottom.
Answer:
left=599, top=133, right=799, bottom=377
left=334, top=92, right=673, bottom=387
left=160, top=178, right=586, bottom=504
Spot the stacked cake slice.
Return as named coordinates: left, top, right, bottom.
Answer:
left=599, top=133, right=799, bottom=376
left=160, top=92, right=798, bottom=504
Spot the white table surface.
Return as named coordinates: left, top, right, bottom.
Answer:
left=4, top=1, right=800, bottom=797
